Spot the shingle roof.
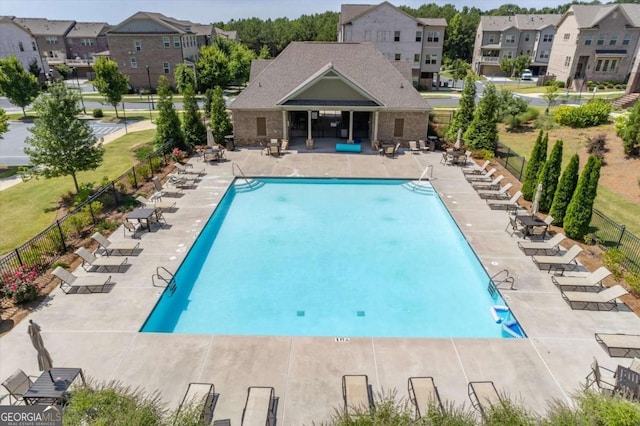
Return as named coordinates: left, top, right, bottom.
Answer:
left=479, top=14, right=560, bottom=31
left=191, top=24, right=213, bottom=37
left=66, top=22, right=109, bottom=38
left=0, top=16, right=34, bottom=36
left=249, top=59, right=273, bottom=80
left=14, top=18, right=75, bottom=36
left=108, top=11, right=204, bottom=35
left=568, top=4, right=640, bottom=28
left=340, top=4, right=376, bottom=25
left=232, top=42, right=429, bottom=111
left=416, top=18, right=448, bottom=27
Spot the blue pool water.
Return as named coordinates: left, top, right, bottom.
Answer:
left=142, top=178, right=523, bottom=338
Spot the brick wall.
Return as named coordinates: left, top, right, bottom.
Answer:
left=377, top=111, right=429, bottom=144
left=232, top=110, right=283, bottom=146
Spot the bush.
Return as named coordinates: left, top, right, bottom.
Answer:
left=553, top=100, right=611, bottom=128
left=92, top=108, right=104, bottom=118
left=534, top=113, right=557, bottom=131
left=602, top=248, right=626, bottom=280
left=625, top=270, right=640, bottom=296
left=585, top=134, right=608, bottom=164
left=518, top=107, right=539, bottom=124
left=0, top=265, right=41, bottom=304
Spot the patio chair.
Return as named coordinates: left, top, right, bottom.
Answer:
left=408, top=141, right=420, bottom=153
left=280, top=139, right=289, bottom=153
left=527, top=215, right=554, bottom=239
left=561, top=285, right=628, bottom=311
left=74, top=247, right=128, bottom=273
left=595, top=333, right=640, bottom=358
left=175, top=383, right=219, bottom=425
left=123, top=220, right=142, bottom=238
left=552, top=266, right=611, bottom=291
left=468, top=381, right=502, bottom=418
left=477, top=183, right=513, bottom=199
left=418, top=139, right=429, bottom=152
left=462, top=160, right=490, bottom=175
left=152, top=177, right=182, bottom=198
left=518, top=233, right=567, bottom=255
left=532, top=244, right=582, bottom=274
left=1, top=369, right=36, bottom=405
left=471, top=174, right=504, bottom=190
left=91, top=232, right=140, bottom=256
left=466, top=168, right=496, bottom=182
left=585, top=357, right=616, bottom=395
left=505, top=214, right=524, bottom=237
left=486, top=191, right=522, bottom=210
left=408, top=377, right=443, bottom=419
left=52, top=266, right=112, bottom=294
left=342, top=375, right=374, bottom=416
left=174, top=163, right=205, bottom=176
left=241, top=386, right=278, bottom=426
left=136, top=195, right=176, bottom=213
left=631, top=358, right=640, bottom=373
left=440, top=151, right=453, bottom=165
left=268, top=141, right=280, bottom=157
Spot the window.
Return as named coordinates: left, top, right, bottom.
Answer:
left=163, top=36, right=170, bottom=48
left=584, top=35, right=592, bottom=45
left=18, top=42, right=24, bottom=52
left=543, top=34, right=553, bottom=42
left=540, top=50, right=549, bottom=59
left=595, top=60, right=602, bottom=72
left=505, top=35, right=516, bottom=44
left=130, top=57, right=137, bottom=68
left=597, top=35, right=605, bottom=45
left=256, top=117, right=266, bottom=136
left=31, top=41, right=37, bottom=51
left=427, top=31, right=439, bottom=42
left=394, top=31, right=400, bottom=42
left=415, top=31, right=422, bottom=42
left=425, top=54, right=437, bottom=65
left=602, top=59, right=610, bottom=72
left=134, top=40, right=142, bottom=51
left=610, top=59, right=617, bottom=72
left=395, top=53, right=401, bottom=61
left=174, top=36, right=180, bottom=48
left=564, top=56, right=571, bottom=67
left=82, top=38, right=94, bottom=46
left=420, top=72, right=433, bottom=78
left=163, top=62, right=170, bottom=74
left=524, top=33, right=530, bottom=42
left=393, top=119, right=404, bottom=138
left=609, top=35, right=617, bottom=46
left=622, top=33, right=631, bottom=45
left=488, top=35, right=495, bottom=43
left=46, top=36, right=57, bottom=44
left=563, top=33, right=570, bottom=40
left=414, top=53, right=420, bottom=62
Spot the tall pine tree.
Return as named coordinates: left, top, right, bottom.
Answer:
left=564, top=155, right=601, bottom=240
left=209, top=86, right=233, bottom=146
left=154, top=76, right=185, bottom=152
left=181, top=84, right=206, bottom=149
left=463, top=83, right=498, bottom=151
left=537, top=139, right=563, bottom=213
left=549, top=154, right=579, bottom=226
left=446, top=74, right=475, bottom=141
left=521, top=131, right=548, bottom=201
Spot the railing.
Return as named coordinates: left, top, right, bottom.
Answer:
left=495, top=142, right=527, bottom=181
left=481, top=56, right=500, bottom=63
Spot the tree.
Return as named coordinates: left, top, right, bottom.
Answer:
left=549, top=154, right=579, bottom=226
left=209, top=86, right=232, bottom=146
left=537, top=139, right=563, bottom=213
left=92, top=57, right=129, bottom=118
left=521, top=131, right=548, bottom=201
left=154, top=76, right=185, bottom=151
left=181, top=84, right=206, bottom=149
left=0, top=108, right=8, bottom=138
left=542, top=83, right=560, bottom=114
left=446, top=74, right=475, bottom=141
left=450, top=59, right=470, bottom=88
left=0, top=55, right=41, bottom=117
left=55, top=64, right=73, bottom=80
left=620, top=101, right=640, bottom=156
left=24, top=83, right=103, bottom=193
left=197, top=38, right=255, bottom=90
left=499, top=57, right=514, bottom=78
left=203, top=88, right=214, bottom=118
left=28, top=59, right=41, bottom=78
left=258, top=45, right=271, bottom=59
left=463, top=83, right=499, bottom=152
left=513, top=55, right=532, bottom=80
left=174, top=64, right=196, bottom=95
left=564, top=155, right=602, bottom=240
left=498, top=88, right=528, bottom=130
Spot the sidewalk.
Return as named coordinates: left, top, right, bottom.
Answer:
left=0, top=120, right=156, bottom=192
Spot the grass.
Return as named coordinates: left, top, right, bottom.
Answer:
left=0, top=129, right=156, bottom=253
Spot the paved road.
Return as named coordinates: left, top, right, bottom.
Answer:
left=0, top=121, right=126, bottom=166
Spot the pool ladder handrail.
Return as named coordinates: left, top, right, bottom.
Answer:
left=413, top=164, right=434, bottom=191
left=231, top=162, right=259, bottom=189
left=490, top=269, right=516, bottom=292
left=152, top=266, right=178, bottom=295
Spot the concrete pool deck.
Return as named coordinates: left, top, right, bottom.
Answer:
left=1, top=145, right=639, bottom=423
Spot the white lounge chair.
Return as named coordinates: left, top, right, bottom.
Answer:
left=471, top=174, right=504, bottom=189
left=136, top=195, right=176, bottom=213
left=486, top=191, right=522, bottom=210
left=552, top=266, right=611, bottom=290
left=418, top=139, right=429, bottom=152
left=477, top=183, right=513, bottom=199
left=595, top=333, right=640, bottom=358
left=468, top=381, right=501, bottom=417
left=176, top=383, right=218, bottom=425
left=91, top=232, right=140, bottom=256
left=74, top=247, right=128, bottom=273
left=408, top=141, right=420, bottom=153
left=518, top=233, right=567, bottom=255
left=463, top=160, right=490, bottom=175
left=562, top=285, right=628, bottom=311
left=174, top=163, right=205, bottom=176
left=342, top=375, right=374, bottom=416
left=532, top=244, right=582, bottom=274
left=241, top=386, right=278, bottom=426
left=408, top=377, right=442, bottom=418
left=466, top=167, right=497, bottom=182
left=168, top=173, right=198, bottom=189
left=52, top=266, right=112, bottom=294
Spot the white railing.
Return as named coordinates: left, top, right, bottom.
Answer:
left=481, top=56, right=500, bottom=63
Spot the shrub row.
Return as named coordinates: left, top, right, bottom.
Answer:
left=553, top=100, right=611, bottom=128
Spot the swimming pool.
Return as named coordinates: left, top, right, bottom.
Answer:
left=142, top=178, right=523, bottom=338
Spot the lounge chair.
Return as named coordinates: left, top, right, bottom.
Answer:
left=176, top=383, right=219, bottom=425
left=1, top=369, right=35, bottom=405
left=52, top=266, right=112, bottom=294
left=152, top=176, right=181, bottom=198
left=91, top=232, right=140, bottom=256
left=595, top=333, right=640, bottom=358
left=174, top=163, right=205, bottom=176
left=477, top=183, right=513, bottom=199
left=408, top=377, right=443, bottom=419
left=468, top=381, right=501, bottom=417
left=463, top=160, right=490, bottom=175
left=585, top=357, right=616, bottom=395
left=471, top=174, right=504, bottom=189
left=561, top=285, right=628, bottom=311
left=408, top=141, right=420, bottom=153
left=466, top=168, right=496, bottom=182
left=532, top=244, right=582, bottom=274
left=74, top=247, right=128, bottom=273
left=631, top=358, right=640, bottom=373
left=418, top=139, right=429, bottom=152
left=136, top=195, right=176, bottom=213
left=518, top=233, right=567, bottom=255
left=168, top=173, right=198, bottom=189
left=552, top=266, right=611, bottom=290
left=241, top=386, right=278, bottom=426
left=486, top=191, right=522, bottom=210
left=342, top=375, right=374, bottom=416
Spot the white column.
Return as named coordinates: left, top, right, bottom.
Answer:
left=373, top=111, right=379, bottom=142
left=282, top=110, right=288, bottom=140
left=348, top=110, right=354, bottom=143
left=307, top=110, right=312, bottom=140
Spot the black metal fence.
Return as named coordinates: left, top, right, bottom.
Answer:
left=0, top=148, right=170, bottom=280
left=494, top=141, right=640, bottom=274
left=429, top=111, right=454, bottom=126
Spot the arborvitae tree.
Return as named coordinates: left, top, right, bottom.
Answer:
left=564, top=155, right=602, bottom=240
left=0, top=107, right=9, bottom=138
left=181, top=84, right=206, bottom=149
left=549, top=154, right=579, bottom=226
left=209, top=86, right=232, bottom=146
left=174, top=64, right=196, bottom=95
left=521, top=131, right=548, bottom=201
left=203, top=88, right=214, bottom=118
left=537, top=139, right=563, bottom=213
left=463, top=82, right=499, bottom=151
left=154, top=76, right=185, bottom=151
left=446, top=74, right=475, bottom=141
left=0, top=55, right=41, bottom=117
left=621, top=100, right=640, bottom=156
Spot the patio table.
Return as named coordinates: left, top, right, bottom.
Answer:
left=23, top=367, right=86, bottom=405
left=126, top=208, right=157, bottom=232
left=516, top=215, right=548, bottom=238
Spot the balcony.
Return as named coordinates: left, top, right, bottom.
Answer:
left=481, top=56, right=500, bottom=63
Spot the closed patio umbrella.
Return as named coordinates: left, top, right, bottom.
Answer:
left=531, top=183, right=543, bottom=217
left=206, top=127, right=215, bottom=148
left=28, top=319, right=53, bottom=371
left=454, top=128, right=462, bottom=150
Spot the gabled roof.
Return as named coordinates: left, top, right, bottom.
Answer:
left=562, top=4, right=640, bottom=29
left=213, top=27, right=238, bottom=40
left=0, top=16, right=35, bottom=37
left=340, top=1, right=435, bottom=26
left=107, top=11, right=201, bottom=35
left=14, top=18, right=75, bottom=36
left=479, top=14, right=560, bottom=32
left=191, top=24, right=213, bottom=37
left=232, top=42, right=429, bottom=111
left=417, top=18, right=448, bottom=27
left=67, top=22, right=109, bottom=38
left=250, top=59, right=273, bottom=80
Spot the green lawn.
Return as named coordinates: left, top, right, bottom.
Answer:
left=0, top=129, right=156, bottom=253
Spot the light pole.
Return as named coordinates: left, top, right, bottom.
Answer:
left=122, top=102, right=128, bottom=134
left=73, top=67, right=86, bottom=114
left=145, top=65, right=154, bottom=110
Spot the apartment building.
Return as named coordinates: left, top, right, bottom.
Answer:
left=338, top=1, right=447, bottom=89
left=0, top=16, right=49, bottom=75
left=106, top=12, right=211, bottom=90
left=547, top=3, right=640, bottom=90
left=12, top=18, right=75, bottom=65
left=64, top=22, right=110, bottom=63
left=472, top=14, right=561, bottom=77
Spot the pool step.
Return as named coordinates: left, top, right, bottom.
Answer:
left=233, top=179, right=265, bottom=193
left=402, top=181, right=436, bottom=195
